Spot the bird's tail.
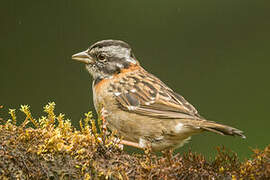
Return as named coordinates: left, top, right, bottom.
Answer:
left=199, top=121, right=246, bottom=139
left=182, top=119, right=246, bottom=139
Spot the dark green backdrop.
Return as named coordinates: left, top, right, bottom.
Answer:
left=1, top=0, right=269, bottom=159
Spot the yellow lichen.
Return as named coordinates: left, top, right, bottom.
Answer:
left=8, top=109, right=16, bottom=125
left=20, top=105, right=39, bottom=128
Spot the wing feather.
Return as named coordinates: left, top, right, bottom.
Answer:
left=113, top=69, right=203, bottom=120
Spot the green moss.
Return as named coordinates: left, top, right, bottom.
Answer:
left=0, top=103, right=269, bottom=179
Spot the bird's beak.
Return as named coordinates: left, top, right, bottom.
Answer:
left=72, top=51, right=93, bottom=64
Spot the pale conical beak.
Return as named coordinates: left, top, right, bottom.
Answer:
left=72, top=51, right=92, bottom=64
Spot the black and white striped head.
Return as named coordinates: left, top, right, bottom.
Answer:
left=72, top=40, right=138, bottom=79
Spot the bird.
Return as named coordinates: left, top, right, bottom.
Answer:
left=72, top=39, right=245, bottom=151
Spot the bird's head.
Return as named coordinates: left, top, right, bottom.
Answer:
left=72, top=40, right=139, bottom=80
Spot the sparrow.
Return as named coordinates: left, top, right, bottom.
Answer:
left=72, top=40, right=245, bottom=151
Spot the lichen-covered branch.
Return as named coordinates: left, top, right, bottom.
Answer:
left=0, top=103, right=269, bottom=179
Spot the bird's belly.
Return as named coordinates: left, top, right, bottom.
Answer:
left=106, top=110, right=200, bottom=151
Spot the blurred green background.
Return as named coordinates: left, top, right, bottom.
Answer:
left=1, top=0, right=269, bottom=159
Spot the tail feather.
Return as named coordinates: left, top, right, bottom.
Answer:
left=200, top=121, right=246, bottom=139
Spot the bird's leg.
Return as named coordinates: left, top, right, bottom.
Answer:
left=99, top=107, right=109, bottom=135
left=99, top=107, right=143, bottom=149
left=120, top=140, right=142, bottom=149
left=100, top=115, right=107, bottom=133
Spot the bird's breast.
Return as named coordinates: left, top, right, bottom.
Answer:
left=92, top=78, right=115, bottom=113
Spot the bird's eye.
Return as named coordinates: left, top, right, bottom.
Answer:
left=97, top=54, right=106, bottom=61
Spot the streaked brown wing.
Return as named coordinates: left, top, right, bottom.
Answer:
left=113, top=69, right=203, bottom=120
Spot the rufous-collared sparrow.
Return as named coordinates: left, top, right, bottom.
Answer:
left=72, top=40, right=245, bottom=151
